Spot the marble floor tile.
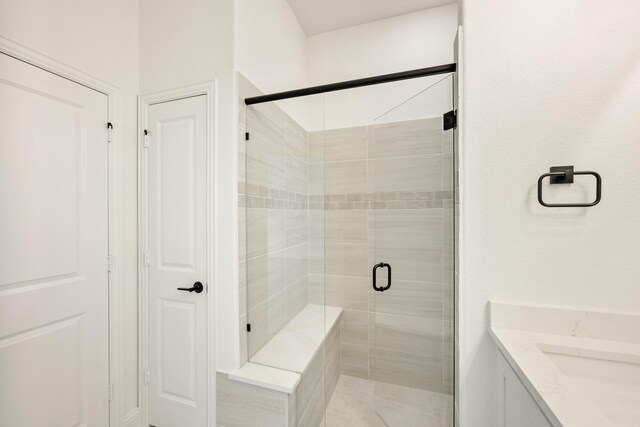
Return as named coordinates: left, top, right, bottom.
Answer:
left=325, top=375, right=453, bottom=427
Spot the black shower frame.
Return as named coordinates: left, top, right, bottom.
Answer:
left=244, top=63, right=457, bottom=105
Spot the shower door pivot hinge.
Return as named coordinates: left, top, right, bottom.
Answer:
left=443, top=110, right=457, bottom=130
left=107, top=122, right=114, bottom=142
left=145, top=369, right=150, bottom=385
left=246, top=323, right=251, bottom=332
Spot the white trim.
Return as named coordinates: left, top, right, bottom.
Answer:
left=0, top=36, right=127, bottom=427
left=122, top=408, right=141, bottom=427
left=138, top=81, right=217, bottom=427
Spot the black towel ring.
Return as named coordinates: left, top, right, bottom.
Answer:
left=537, top=166, right=602, bottom=207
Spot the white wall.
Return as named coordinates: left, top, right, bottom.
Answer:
left=236, top=2, right=458, bottom=131
left=458, top=1, right=640, bottom=425
left=0, top=0, right=141, bottom=424
left=235, top=0, right=308, bottom=126
left=140, top=0, right=238, bottom=381
left=307, top=3, right=457, bottom=85
left=306, top=3, right=458, bottom=130
left=235, top=0, right=307, bottom=92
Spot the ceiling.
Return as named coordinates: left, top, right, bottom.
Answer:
left=286, top=0, right=456, bottom=36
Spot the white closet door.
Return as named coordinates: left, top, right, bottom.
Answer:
left=147, top=95, right=208, bottom=427
left=0, top=52, right=110, bottom=426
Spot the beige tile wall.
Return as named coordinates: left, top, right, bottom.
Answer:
left=296, top=320, right=341, bottom=427
left=309, top=117, right=454, bottom=395
left=216, top=372, right=291, bottom=427
left=238, top=74, right=311, bottom=362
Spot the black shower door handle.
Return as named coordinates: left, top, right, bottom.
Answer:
left=372, top=263, right=391, bottom=292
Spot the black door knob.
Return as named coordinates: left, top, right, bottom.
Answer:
left=177, top=281, right=204, bottom=293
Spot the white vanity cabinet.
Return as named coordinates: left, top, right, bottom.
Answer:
left=496, top=351, right=553, bottom=427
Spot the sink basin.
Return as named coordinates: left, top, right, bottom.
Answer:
left=490, top=302, right=640, bottom=427
left=540, top=345, right=640, bottom=426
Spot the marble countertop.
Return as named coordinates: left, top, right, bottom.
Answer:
left=490, top=302, right=640, bottom=427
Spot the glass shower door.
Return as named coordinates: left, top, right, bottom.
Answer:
left=370, top=75, right=455, bottom=426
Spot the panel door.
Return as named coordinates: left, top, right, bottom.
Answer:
left=147, top=95, right=208, bottom=427
left=0, top=52, right=110, bottom=426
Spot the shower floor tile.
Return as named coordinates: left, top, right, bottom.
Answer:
left=324, top=375, right=453, bottom=427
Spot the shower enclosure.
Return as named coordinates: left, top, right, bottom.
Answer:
left=238, top=67, right=455, bottom=426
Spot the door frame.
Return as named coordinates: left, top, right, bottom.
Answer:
left=0, top=36, right=125, bottom=426
left=138, top=82, right=217, bottom=427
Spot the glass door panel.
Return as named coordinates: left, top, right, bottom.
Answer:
left=370, top=75, right=455, bottom=426
left=244, top=91, right=327, bottom=377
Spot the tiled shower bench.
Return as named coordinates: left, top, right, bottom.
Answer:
left=217, top=305, right=342, bottom=427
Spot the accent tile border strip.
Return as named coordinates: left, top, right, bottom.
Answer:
left=239, top=184, right=454, bottom=210
left=310, top=191, right=454, bottom=203
left=239, top=195, right=454, bottom=210
left=316, top=199, right=453, bottom=210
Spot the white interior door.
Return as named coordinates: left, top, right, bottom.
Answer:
left=0, top=52, right=110, bottom=426
left=147, top=95, right=208, bottom=427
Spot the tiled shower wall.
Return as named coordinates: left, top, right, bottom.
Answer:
left=237, top=74, right=311, bottom=364
left=308, top=119, right=454, bottom=395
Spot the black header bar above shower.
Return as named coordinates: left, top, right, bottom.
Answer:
left=244, top=63, right=457, bottom=105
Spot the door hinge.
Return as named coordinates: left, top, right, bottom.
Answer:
left=107, top=255, right=113, bottom=272
left=245, top=132, right=250, bottom=141
left=443, top=110, right=457, bottom=131
left=246, top=323, right=251, bottom=332
left=108, top=383, right=113, bottom=401
left=144, top=251, right=150, bottom=266
left=143, top=129, right=150, bottom=148
left=107, top=122, right=114, bottom=143
left=145, top=369, right=151, bottom=385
